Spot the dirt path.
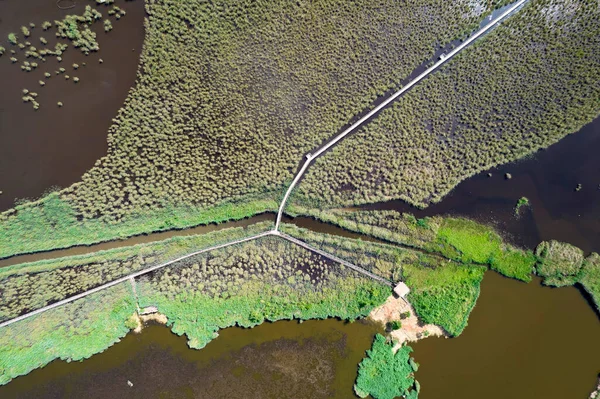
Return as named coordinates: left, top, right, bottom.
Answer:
left=368, top=295, right=445, bottom=349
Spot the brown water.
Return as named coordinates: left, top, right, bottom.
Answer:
left=0, top=0, right=146, bottom=212
left=1, top=273, right=597, bottom=399
left=0, top=318, right=381, bottom=399
left=412, top=273, right=600, bottom=399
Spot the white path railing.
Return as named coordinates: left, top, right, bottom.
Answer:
left=274, top=0, right=528, bottom=230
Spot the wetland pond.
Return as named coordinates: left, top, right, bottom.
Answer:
left=0, top=272, right=598, bottom=399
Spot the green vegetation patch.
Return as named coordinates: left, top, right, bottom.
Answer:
left=354, top=334, right=419, bottom=399
left=0, top=221, right=272, bottom=322
left=0, top=282, right=136, bottom=385
left=287, top=208, right=534, bottom=282
left=438, top=218, right=534, bottom=281
left=294, top=0, right=600, bottom=211
left=405, top=261, right=485, bottom=336
left=534, top=240, right=600, bottom=313
left=535, top=240, right=585, bottom=287
left=137, top=236, right=390, bottom=349
left=0, top=192, right=277, bottom=259
left=579, top=253, right=600, bottom=313
left=0, top=234, right=391, bottom=384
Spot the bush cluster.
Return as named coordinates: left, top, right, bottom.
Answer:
left=294, top=0, right=600, bottom=210
left=354, top=334, right=419, bottom=399
left=536, top=240, right=600, bottom=312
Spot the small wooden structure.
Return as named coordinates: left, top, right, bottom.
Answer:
left=140, top=306, right=158, bottom=315
left=393, top=282, right=410, bottom=298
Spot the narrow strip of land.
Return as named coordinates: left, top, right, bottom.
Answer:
left=0, top=231, right=270, bottom=328
left=274, top=0, right=528, bottom=230
left=0, top=230, right=392, bottom=328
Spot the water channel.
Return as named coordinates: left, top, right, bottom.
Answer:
left=0, top=0, right=599, bottom=397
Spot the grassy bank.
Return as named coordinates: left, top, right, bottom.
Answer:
left=536, top=240, right=600, bottom=313
left=0, top=233, right=390, bottom=384
left=281, top=223, right=484, bottom=336
left=0, top=192, right=277, bottom=259
left=354, top=334, right=419, bottom=399
left=286, top=207, right=535, bottom=282
left=0, top=221, right=272, bottom=322
left=0, top=282, right=136, bottom=386
left=136, top=236, right=390, bottom=349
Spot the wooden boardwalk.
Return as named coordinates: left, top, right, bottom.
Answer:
left=0, top=0, right=529, bottom=329
left=274, top=0, right=528, bottom=230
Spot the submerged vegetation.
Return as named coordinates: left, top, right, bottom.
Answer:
left=293, top=0, right=600, bottom=210
left=354, top=334, right=419, bottom=399
left=1, top=0, right=506, bottom=257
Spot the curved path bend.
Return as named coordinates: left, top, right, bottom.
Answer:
left=275, top=0, right=528, bottom=230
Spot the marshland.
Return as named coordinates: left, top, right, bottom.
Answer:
left=0, top=0, right=599, bottom=398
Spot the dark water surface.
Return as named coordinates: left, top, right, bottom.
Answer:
left=358, top=116, right=600, bottom=254
left=0, top=318, right=381, bottom=399
left=0, top=0, right=146, bottom=212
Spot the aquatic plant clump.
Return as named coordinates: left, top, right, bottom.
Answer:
left=136, top=235, right=390, bottom=349
left=535, top=240, right=585, bottom=287
left=535, top=241, right=600, bottom=312
left=354, top=334, right=419, bottom=399
left=1, top=0, right=502, bottom=257
left=293, top=0, right=600, bottom=211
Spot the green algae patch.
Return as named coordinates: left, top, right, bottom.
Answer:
left=354, top=334, right=419, bottom=399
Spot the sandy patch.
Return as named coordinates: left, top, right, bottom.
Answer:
left=368, top=295, right=446, bottom=350
left=131, top=312, right=168, bottom=333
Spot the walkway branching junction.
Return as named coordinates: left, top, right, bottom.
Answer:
left=0, top=0, right=528, bottom=329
